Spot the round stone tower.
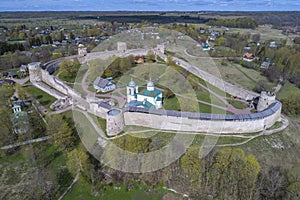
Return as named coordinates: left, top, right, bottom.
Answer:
left=106, top=109, right=125, bottom=136
left=28, top=62, right=42, bottom=82
left=257, top=91, right=276, bottom=111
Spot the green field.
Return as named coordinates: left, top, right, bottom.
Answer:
left=64, top=177, right=167, bottom=200
left=277, top=82, right=300, bottom=100
left=241, top=116, right=300, bottom=169
left=23, top=85, right=56, bottom=108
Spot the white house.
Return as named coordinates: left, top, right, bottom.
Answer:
left=127, top=79, right=162, bottom=109
left=93, top=77, right=116, bottom=93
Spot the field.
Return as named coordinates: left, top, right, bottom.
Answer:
left=277, top=82, right=300, bottom=100
left=165, top=38, right=275, bottom=91
left=23, top=85, right=56, bottom=108
left=64, top=176, right=168, bottom=200
left=241, top=116, right=300, bottom=169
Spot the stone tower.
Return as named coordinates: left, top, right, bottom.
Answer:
left=106, top=109, right=125, bottom=136
left=156, top=44, right=164, bottom=54
left=126, top=79, right=138, bottom=103
left=257, top=91, right=276, bottom=111
left=78, top=47, right=87, bottom=56
left=117, top=42, right=127, bottom=52
left=28, top=62, right=42, bottom=82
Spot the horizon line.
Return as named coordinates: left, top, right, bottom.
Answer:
left=1, top=10, right=300, bottom=12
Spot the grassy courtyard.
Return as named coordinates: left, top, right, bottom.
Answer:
left=23, top=85, right=56, bottom=108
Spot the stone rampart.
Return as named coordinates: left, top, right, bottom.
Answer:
left=28, top=48, right=282, bottom=136
left=123, top=102, right=282, bottom=134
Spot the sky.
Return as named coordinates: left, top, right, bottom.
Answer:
left=0, top=0, right=299, bottom=11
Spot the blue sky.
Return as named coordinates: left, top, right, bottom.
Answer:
left=0, top=0, right=299, bottom=11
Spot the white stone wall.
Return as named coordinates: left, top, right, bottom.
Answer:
left=124, top=105, right=281, bottom=134
left=28, top=49, right=282, bottom=135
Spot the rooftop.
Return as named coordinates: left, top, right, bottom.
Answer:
left=139, top=88, right=162, bottom=97
left=94, top=77, right=112, bottom=88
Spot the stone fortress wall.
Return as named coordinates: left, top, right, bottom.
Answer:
left=28, top=46, right=282, bottom=136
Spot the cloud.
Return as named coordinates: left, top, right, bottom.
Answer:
left=0, top=0, right=299, bottom=11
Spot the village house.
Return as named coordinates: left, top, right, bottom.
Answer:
left=135, top=56, right=145, bottom=64
left=93, top=77, right=116, bottom=93
left=269, top=41, right=277, bottom=48
left=20, top=65, right=28, bottom=73
left=243, top=52, right=255, bottom=62
left=0, top=79, right=14, bottom=87
left=7, top=72, right=18, bottom=79
left=261, top=58, right=274, bottom=69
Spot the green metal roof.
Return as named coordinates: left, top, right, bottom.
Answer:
left=156, top=96, right=162, bottom=101
left=135, top=100, right=155, bottom=109
left=139, top=88, right=162, bottom=97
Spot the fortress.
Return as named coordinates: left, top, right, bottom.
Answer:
left=28, top=46, right=282, bottom=137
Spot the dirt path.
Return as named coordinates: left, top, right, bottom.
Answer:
left=58, top=173, right=79, bottom=200
left=11, top=77, right=30, bottom=85
left=0, top=136, right=50, bottom=150
left=48, top=106, right=72, bottom=115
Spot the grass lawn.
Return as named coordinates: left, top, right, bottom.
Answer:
left=227, top=25, right=289, bottom=42
left=58, top=71, right=77, bottom=83
left=227, top=99, right=249, bottom=109
left=277, top=82, right=300, bottom=100
left=241, top=116, right=300, bottom=170
left=73, top=110, right=101, bottom=152
left=75, top=64, right=89, bottom=83
left=89, top=113, right=107, bottom=134
left=166, top=42, right=272, bottom=92
left=163, top=96, right=181, bottom=111
left=64, top=176, right=168, bottom=200
left=24, top=85, right=56, bottom=108
left=192, top=134, right=248, bottom=146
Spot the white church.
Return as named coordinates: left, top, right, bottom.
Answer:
left=126, top=79, right=162, bottom=109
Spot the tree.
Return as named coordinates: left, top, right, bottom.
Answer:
left=286, top=182, right=300, bottom=200
left=67, top=147, right=89, bottom=176
left=261, top=166, right=286, bottom=199
left=0, top=84, right=16, bottom=145
left=207, top=148, right=260, bottom=199
left=69, top=32, right=75, bottom=40
left=281, top=91, right=300, bottom=115
left=146, top=50, right=156, bottom=62
left=28, top=108, right=46, bottom=138
left=59, top=58, right=80, bottom=78
left=180, top=147, right=204, bottom=182
left=254, top=80, right=270, bottom=93
left=46, top=114, right=74, bottom=151
left=216, top=37, right=227, bottom=46
left=252, top=34, right=261, bottom=43
left=166, top=55, right=176, bottom=66
left=0, top=106, right=15, bottom=146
